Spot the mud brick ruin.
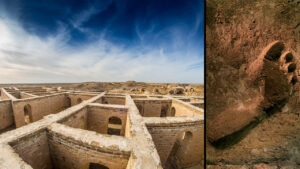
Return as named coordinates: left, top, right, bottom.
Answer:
left=0, top=86, right=204, bottom=169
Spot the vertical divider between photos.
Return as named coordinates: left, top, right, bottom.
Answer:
left=204, top=0, right=207, bottom=168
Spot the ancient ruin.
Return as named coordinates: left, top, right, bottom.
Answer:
left=206, top=0, right=300, bottom=168
left=0, top=83, right=204, bottom=169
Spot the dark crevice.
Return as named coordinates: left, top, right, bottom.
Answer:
left=264, top=99, right=288, bottom=116
left=291, top=76, right=298, bottom=85
left=210, top=113, right=265, bottom=149
left=210, top=98, right=288, bottom=149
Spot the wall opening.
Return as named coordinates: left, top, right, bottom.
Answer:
left=107, top=116, right=122, bottom=135
left=24, top=104, right=32, bottom=124
left=109, top=117, right=122, bottom=124
left=182, top=131, right=193, bottom=144
left=89, top=163, right=109, bottom=169
left=160, top=107, right=168, bottom=117
left=171, top=107, right=176, bottom=116
left=176, top=89, right=184, bottom=95
left=77, top=98, right=82, bottom=104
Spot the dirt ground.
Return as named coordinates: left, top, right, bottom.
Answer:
left=0, top=81, right=204, bottom=96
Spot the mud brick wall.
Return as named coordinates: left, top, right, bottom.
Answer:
left=67, top=94, right=94, bottom=106
left=103, top=96, right=126, bottom=105
left=130, top=95, right=147, bottom=99
left=178, top=98, right=191, bottom=102
left=5, top=88, right=21, bottom=99
left=191, top=102, right=204, bottom=109
left=134, top=99, right=172, bottom=117
left=94, top=96, right=126, bottom=105
left=58, top=108, right=88, bottom=130
left=125, top=113, right=132, bottom=137
left=143, top=100, right=161, bottom=117
left=104, top=93, right=125, bottom=96
left=1, top=88, right=14, bottom=100
left=125, top=155, right=134, bottom=169
left=87, top=105, right=128, bottom=136
left=174, top=123, right=204, bottom=167
left=47, top=131, right=130, bottom=169
left=20, top=92, right=36, bottom=99
left=9, top=130, right=53, bottom=169
left=13, top=94, right=70, bottom=127
left=172, top=100, right=202, bottom=116
left=161, top=102, right=172, bottom=116
left=8, top=91, right=21, bottom=99
left=0, top=100, right=14, bottom=130
left=146, top=121, right=204, bottom=166
left=190, top=98, right=204, bottom=103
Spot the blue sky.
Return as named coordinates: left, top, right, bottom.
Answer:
left=0, top=0, right=204, bottom=83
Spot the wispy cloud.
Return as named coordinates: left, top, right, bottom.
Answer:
left=0, top=0, right=204, bottom=84
left=0, top=16, right=203, bottom=84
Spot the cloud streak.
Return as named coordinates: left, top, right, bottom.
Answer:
left=0, top=0, right=203, bottom=84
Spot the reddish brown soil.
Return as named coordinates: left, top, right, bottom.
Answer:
left=206, top=0, right=300, bottom=167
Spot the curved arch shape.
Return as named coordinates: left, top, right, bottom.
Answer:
left=24, top=104, right=33, bottom=124
left=182, top=131, right=193, bottom=143
left=108, top=116, right=122, bottom=125
left=175, top=89, right=184, bottom=95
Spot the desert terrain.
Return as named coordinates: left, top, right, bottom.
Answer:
left=206, top=0, right=300, bottom=168
left=0, top=81, right=203, bottom=96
